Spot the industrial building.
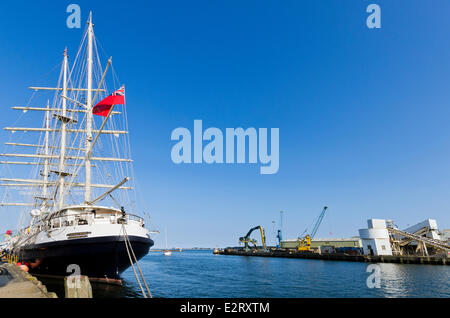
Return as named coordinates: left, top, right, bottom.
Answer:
left=359, top=219, right=393, bottom=256
left=442, top=230, right=450, bottom=243
left=359, top=218, right=449, bottom=257
left=404, top=219, right=441, bottom=241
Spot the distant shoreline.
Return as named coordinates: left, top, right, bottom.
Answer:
left=150, top=248, right=214, bottom=252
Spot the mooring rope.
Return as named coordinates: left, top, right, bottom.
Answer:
left=121, top=222, right=152, bottom=298
left=123, top=225, right=152, bottom=297
left=122, top=223, right=147, bottom=298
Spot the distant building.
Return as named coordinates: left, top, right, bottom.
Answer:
left=280, top=238, right=361, bottom=250
left=359, top=219, right=393, bottom=256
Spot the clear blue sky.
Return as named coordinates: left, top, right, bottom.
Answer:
left=1, top=1, right=450, bottom=248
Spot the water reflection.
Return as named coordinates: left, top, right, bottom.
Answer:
left=378, top=263, right=450, bottom=298
left=378, top=264, right=410, bottom=297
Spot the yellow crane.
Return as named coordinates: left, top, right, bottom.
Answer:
left=239, top=226, right=267, bottom=252
left=297, top=235, right=312, bottom=251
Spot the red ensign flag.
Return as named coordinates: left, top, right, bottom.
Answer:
left=93, top=85, right=125, bottom=117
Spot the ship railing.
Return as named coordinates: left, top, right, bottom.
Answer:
left=126, top=214, right=145, bottom=225
left=46, top=211, right=144, bottom=228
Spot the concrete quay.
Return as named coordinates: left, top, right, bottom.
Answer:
left=219, top=249, right=450, bottom=265
left=0, top=263, right=57, bottom=298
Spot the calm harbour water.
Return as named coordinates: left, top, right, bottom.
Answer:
left=41, top=250, right=450, bottom=298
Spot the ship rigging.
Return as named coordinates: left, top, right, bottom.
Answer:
left=0, top=13, right=154, bottom=284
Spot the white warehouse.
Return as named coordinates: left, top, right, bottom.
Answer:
left=359, top=219, right=393, bottom=256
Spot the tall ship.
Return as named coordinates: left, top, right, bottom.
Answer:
left=0, top=13, right=154, bottom=284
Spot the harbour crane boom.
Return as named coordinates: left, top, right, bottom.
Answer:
left=311, top=206, right=328, bottom=239
left=297, top=206, right=329, bottom=252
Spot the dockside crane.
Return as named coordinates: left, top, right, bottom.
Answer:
left=239, top=226, right=267, bottom=252
left=297, top=206, right=328, bottom=252
left=276, top=211, right=284, bottom=248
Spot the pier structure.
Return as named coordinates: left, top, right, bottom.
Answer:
left=218, top=248, right=449, bottom=265
left=219, top=217, right=450, bottom=265
left=0, top=263, right=57, bottom=298
left=0, top=253, right=93, bottom=298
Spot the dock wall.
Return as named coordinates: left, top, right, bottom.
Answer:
left=219, top=249, right=449, bottom=265
left=0, top=263, right=58, bottom=298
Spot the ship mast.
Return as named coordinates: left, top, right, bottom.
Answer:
left=57, top=48, right=69, bottom=208
left=0, top=12, right=133, bottom=211
left=42, top=100, right=50, bottom=208
left=85, top=12, right=94, bottom=204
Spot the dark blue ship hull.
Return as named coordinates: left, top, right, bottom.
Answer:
left=16, top=235, right=153, bottom=284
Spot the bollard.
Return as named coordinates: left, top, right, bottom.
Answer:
left=64, top=275, right=93, bottom=298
